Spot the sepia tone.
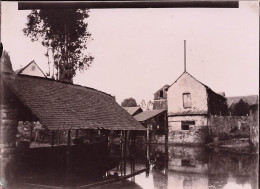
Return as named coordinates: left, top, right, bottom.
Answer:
left=0, top=1, right=259, bottom=189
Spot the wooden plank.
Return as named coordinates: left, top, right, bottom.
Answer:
left=77, top=168, right=148, bottom=189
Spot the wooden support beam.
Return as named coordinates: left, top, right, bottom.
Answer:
left=164, top=112, right=169, bottom=170
left=51, top=130, right=54, bottom=147
left=88, top=130, right=91, bottom=143
left=146, top=126, right=150, bottom=143
left=75, top=129, right=78, bottom=139
left=57, top=130, right=60, bottom=145
left=124, top=130, right=128, bottom=147
left=30, top=125, right=33, bottom=142
left=66, top=129, right=71, bottom=177
left=164, top=112, right=168, bottom=146
left=77, top=168, right=148, bottom=189
left=85, top=130, right=88, bottom=140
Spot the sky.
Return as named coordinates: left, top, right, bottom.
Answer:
left=1, top=1, right=259, bottom=105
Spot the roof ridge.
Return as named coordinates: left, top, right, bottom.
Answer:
left=169, top=71, right=226, bottom=100
left=10, top=73, right=114, bottom=99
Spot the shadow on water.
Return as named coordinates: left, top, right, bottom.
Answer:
left=0, top=143, right=258, bottom=189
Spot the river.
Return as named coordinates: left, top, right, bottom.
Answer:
left=0, top=143, right=258, bottom=189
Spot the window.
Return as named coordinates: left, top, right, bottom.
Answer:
left=181, top=121, right=195, bottom=130
left=183, top=93, right=192, bottom=108
left=181, top=125, right=189, bottom=130
left=159, top=90, right=163, bottom=98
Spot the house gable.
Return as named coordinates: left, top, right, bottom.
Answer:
left=167, top=72, right=208, bottom=116
left=16, top=61, right=46, bottom=78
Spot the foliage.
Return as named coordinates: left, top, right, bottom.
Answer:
left=232, top=99, right=250, bottom=116
left=0, top=50, right=13, bottom=73
left=121, top=98, right=138, bottom=107
left=140, top=99, right=153, bottom=110
left=23, top=9, right=94, bottom=82
left=0, top=42, right=3, bottom=57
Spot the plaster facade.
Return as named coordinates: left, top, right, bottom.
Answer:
left=18, top=61, right=46, bottom=77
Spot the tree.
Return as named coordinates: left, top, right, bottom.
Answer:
left=140, top=99, right=153, bottom=111
left=121, top=98, right=138, bottom=107
left=23, top=9, right=94, bottom=83
left=233, top=99, right=250, bottom=116
left=0, top=50, right=13, bottom=73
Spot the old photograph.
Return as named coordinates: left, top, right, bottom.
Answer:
left=0, top=1, right=259, bottom=189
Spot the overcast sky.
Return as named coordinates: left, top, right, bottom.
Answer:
left=1, top=1, right=259, bottom=105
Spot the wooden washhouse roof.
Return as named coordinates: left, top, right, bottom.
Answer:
left=1, top=73, right=145, bottom=131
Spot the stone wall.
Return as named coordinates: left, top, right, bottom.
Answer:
left=168, top=115, right=207, bottom=131
left=250, top=113, right=258, bottom=152
left=168, top=126, right=209, bottom=144
left=208, top=116, right=253, bottom=139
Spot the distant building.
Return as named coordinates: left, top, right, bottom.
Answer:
left=15, top=60, right=46, bottom=78
left=153, top=84, right=170, bottom=110
left=167, top=71, right=227, bottom=144
left=134, top=109, right=167, bottom=143
left=226, top=95, right=258, bottom=117
left=123, top=107, right=143, bottom=116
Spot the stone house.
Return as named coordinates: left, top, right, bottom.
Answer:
left=134, top=109, right=167, bottom=143
left=167, top=71, right=228, bottom=144
left=153, top=84, right=170, bottom=110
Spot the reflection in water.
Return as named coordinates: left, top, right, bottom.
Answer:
left=0, top=143, right=258, bottom=189
left=150, top=145, right=257, bottom=189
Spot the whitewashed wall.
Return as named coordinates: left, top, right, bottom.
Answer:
left=167, top=72, right=208, bottom=116
left=20, top=62, right=45, bottom=77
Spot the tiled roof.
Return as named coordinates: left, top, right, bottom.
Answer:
left=123, top=107, right=142, bottom=116
left=134, top=109, right=166, bottom=122
left=226, top=95, right=258, bottom=107
left=1, top=73, right=145, bottom=131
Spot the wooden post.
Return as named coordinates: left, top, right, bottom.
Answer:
left=120, top=130, right=123, bottom=144
left=75, top=129, right=78, bottom=139
left=57, top=130, right=60, bottom=145
left=146, top=125, right=150, bottom=143
left=30, top=125, right=33, bottom=142
left=123, top=130, right=127, bottom=176
left=89, top=130, right=92, bottom=143
left=85, top=130, right=88, bottom=140
left=66, top=129, right=71, bottom=177
left=164, top=112, right=168, bottom=168
left=51, top=130, right=54, bottom=147
left=125, top=130, right=128, bottom=147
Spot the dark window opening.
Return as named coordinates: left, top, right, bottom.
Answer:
left=159, top=90, right=163, bottom=98
left=181, top=121, right=195, bottom=130
left=181, top=125, right=190, bottom=130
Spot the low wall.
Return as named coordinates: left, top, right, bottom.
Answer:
left=208, top=115, right=258, bottom=152
left=208, top=116, right=253, bottom=139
